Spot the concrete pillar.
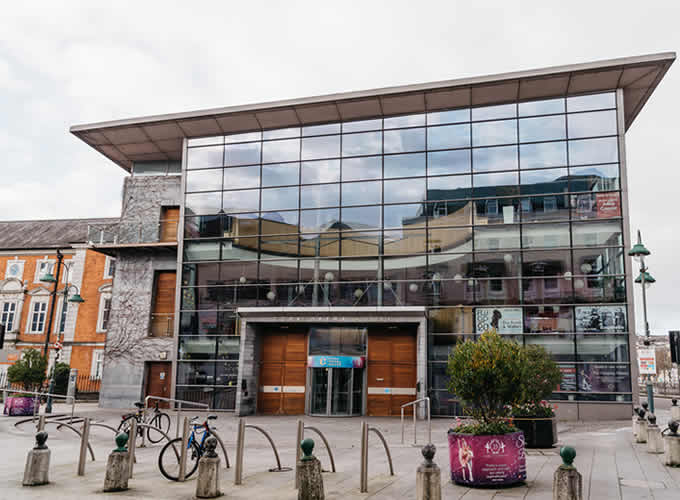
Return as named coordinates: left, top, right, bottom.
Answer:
left=196, top=436, right=221, bottom=498
left=298, top=438, right=324, bottom=500
left=103, top=433, right=130, bottom=492
left=66, top=368, right=78, bottom=405
left=646, top=415, right=663, bottom=454
left=664, top=435, right=680, bottom=467
left=636, top=419, right=648, bottom=444
left=553, top=446, right=582, bottom=500
left=671, top=399, right=680, bottom=421
left=416, top=444, right=441, bottom=500
left=23, top=432, right=50, bottom=487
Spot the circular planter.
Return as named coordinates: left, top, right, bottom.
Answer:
left=447, top=430, right=526, bottom=486
left=512, top=417, right=557, bottom=448
left=3, top=396, right=37, bottom=416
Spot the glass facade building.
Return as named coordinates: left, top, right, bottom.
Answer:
left=179, top=91, right=630, bottom=413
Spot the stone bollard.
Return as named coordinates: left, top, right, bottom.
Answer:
left=646, top=415, right=663, bottom=454
left=632, top=407, right=640, bottom=437
left=23, top=431, right=50, bottom=486
left=196, top=436, right=221, bottom=498
left=664, top=420, right=680, bottom=467
left=297, top=438, right=324, bottom=500
left=416, top=443, right=441, bottom=500
left=553, top=446, right=582, bottom=500
left=103, top=433, right=130, bottom=492
left=635, top=409, right=648, bottom=444
left=671, top=399, right=680, bottom=421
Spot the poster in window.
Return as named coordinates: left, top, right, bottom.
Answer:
left=575, top=305, right=626, bottom=333
left=595, top=192, right=621, bottom=219
left=557, top=365, right=577, bottom=392
left=475, top=307, right=523, bottom=334
left=577, top=364, right=630, bottom=393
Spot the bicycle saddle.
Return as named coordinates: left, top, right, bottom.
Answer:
left=208, top=415, right=217, bottom=420
left=134, top=401, right=144, bottom=408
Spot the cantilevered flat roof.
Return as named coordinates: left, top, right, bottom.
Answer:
left=71, top=52, right=675, bottom=172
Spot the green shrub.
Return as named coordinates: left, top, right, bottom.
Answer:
left=7, top=349, right=47, bottom=393
left=51, top=362, right=71, bottom=395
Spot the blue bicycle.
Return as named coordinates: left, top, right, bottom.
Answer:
left=158, top=415, right=217, bottom=481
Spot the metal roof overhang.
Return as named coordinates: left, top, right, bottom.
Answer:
left=70, top=52, right=675, bottom=172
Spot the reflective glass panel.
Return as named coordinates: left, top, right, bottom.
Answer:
left=568, top=137, right=618, bottom=165
left=519, top=98, right=565, bottom=117
left=177, top=362, right=215, bottom=385
left=384, top=178, right=426, bottom=203
left=473, top=251, right=521, bottom=277
left=263, top=127, right=300, bottom=140
left=427, top=108, right=470, bottom=125
left=522, top=277, right=573, bottom=304
left=384, top=128, right=425, bottom=153
left=225, top=131, right=261, bottom=143
left=300, top=208, right=339, bottom=234
left=222, top=189, right=259, bottom=212
left=301, top=159, right=340, bottom=184
left=302, top=135, right=341, bottom=160
left=302, top=123, right=341, bottom=136
left=576, top=335, right=629, bottom=362
left=188, top=145, right=224, bottom=169
left=520, top=195, right=570, bottom=222
left=519, top=115, right=566, bottom=142
left=188, top=136, right=222, bottom=147
left=427, top=123, right=470, bottom=150
left=473, top=171, right=519, bottom=190
left=186, top=169, right=222, bottom=192
left=520, top=168, right=569, bottom=193
left=259, top=260, right=299, bottom=284
left=472, top=119, right=517, bottom=147
left=569, top=164, right=619, bottom=191
left=384, top=204, right=425, bottom=229
left=523, top=249, right=572, bottom=275
left=520, top=141, right=567, bottom=169
left=341, top=231, right=380, bottom=257
left=567, top=92, right=616, bottom=112
left=184, top=241, right=221, bottom=261
left=524, top=307, right=573, bottom=333
left=260, top=211, right=298, bottom=235
left=341, top=181, right=382, bottom=206
left=473, top=198, right=519, bottom=225
left=262, top=138, right=300, bottom=163
left=428, top=253, right=473, bottom=280
left=186, top=192, right=221, bottom=216
left=223, top=165, right=260, bottom=190
left=573, top=247, right=624, bottom=276
left=427, top=149, right=470, bottom=176
left=572, top=221, right=622, bottom=247
left=474, top=225, right=520, bottom=250
left=525, top=335, right=575, bottom=360
left=261, top=163, right=299, bottom=187
left=471, top=103, right=516, bottom=121
left=342, top=131, right=382, bottom=156
left=225, top=142, right=261, bottom=166
left=568, top=110, right=617, bottom=139
left=301, top=183, right=340, bottom=209
left=342, top=119, right=382, bottom=133
left=427, top=176, right=472, bottom=199
left=342, top=206, right=381, bottom=230
left=223, top=213, right=259, bottom=236
left=340, top=258, right=379, bottom=282
left=341, top=156, right=382, bottom=181
left=383, top=229, right=426, bottom=254
left=384, top=153, right=425, bottom=178
left=384, top=114, right=425, bottom=129
left=522, top=223, right=570, bottom=248
left=428, top=227, right=472, bottom=254
left=261, top=186, right=299, bottom=211
left=383, top=256, right=426, bottom=281
left=473, top=145, right=518, bottom=172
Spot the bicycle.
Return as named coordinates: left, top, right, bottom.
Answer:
left=157, top=415, right=218, bottom=481
left=117, top=401, right=171, bottom=444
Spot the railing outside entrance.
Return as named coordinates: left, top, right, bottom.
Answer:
left=400, top=396, right=431, bottom=445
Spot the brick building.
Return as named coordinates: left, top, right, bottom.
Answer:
left=0, top=218, right=117, bottom=386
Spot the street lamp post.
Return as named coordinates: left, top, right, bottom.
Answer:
left=40, top=249, right=85, bottom=413
left=629, top=230, right=656, bottom=415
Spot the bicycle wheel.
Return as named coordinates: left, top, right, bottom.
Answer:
left=158, top=437, right=201, bottom=481
left=117, top=417, right=144, bottom=445
left=147, top=412, right=171, bottom=444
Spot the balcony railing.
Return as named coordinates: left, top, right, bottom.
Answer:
left=150, top=313, right=175, bottom=338
left=87, top=219, right=178, bottom=246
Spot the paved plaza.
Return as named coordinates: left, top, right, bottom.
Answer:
left=1, top=400, right=679, bottom=499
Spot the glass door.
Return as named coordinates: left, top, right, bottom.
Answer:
left=331, top=368, right=351, bottom=415
left=310, top=368, right=329, bottom=415
left=310, top=367, right=363, bottom=416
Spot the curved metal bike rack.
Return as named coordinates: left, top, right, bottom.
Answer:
left=88, top=422, right=121, bottom=434
left=360, top=422, right=395, bottom=493
left=304, top=426, right=336, bottom=473
left=14, top=413, right=66, bottom=428
left=43, top=421, right=95, bottom=461
left=245, top=424, right=285, bottom=471
left=234, top=418, right=290, bottom=485
left=368, top=428, right=394, bottom=476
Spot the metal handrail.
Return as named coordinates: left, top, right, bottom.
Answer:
left=400, top=397, right=431, bottom=445
left=143, top=395, right=210, bottom=438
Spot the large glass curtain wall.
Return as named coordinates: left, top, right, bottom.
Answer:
left=180, top=91, right=630, bottom=412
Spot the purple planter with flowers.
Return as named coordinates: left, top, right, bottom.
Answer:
left=3, top=396, right=37, bottom=416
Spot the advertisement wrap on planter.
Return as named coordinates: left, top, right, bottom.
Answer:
left=448, top=430, right=526, bottom=486
left=3, top=396, right=38, bottom=416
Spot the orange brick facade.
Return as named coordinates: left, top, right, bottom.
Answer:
left=0, top=247, right=113, bottom=385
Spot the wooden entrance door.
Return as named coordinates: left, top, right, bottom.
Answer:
left=367, top=329, right=417, bottom=416
left=160, top=207, right=180, bottom=242
left=145, top=362, right=172, bottom=408
left=258, top=330, right=307, bottom=415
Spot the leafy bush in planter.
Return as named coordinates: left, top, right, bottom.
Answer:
left=511, top=400, right=554, bottom=418
left=7, top=349, right=47, bottom=394
left=513, top=344, right=562, bottom=418
left=447, top=331, right=523, bottom=433
left=51, top=362, right=71, bottom=395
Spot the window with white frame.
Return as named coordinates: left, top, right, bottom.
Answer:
left=1, top=302, right=17, bottom=332
left=104, top=257, right=116, bottom=279
left=5, top=260, right=24, bottom=280
left=28, top=299, right=49, bottom=333
left=97, top=295, right=112, bottom=332
left=91, top=350, right=104, bottom=379
left=34, top=259, right=55, bottom=283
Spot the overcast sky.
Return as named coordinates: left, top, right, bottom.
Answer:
left=0, top=1, right=677, bottom=334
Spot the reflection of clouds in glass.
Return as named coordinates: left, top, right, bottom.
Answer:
left=519, top=98, right=565, bottom=117
left=261, top=210, right=298, bottom=227
left=520, top=168, right=568, bottom=187
left=472, top=120, right=517, bottom=147
left=519, top=116, right=565, bottom=142
left=474, top=225, right=521, bottom=250
left=301, top=184, right=340, bottom=208
left=342, top=131, right=382, bottom=156
left=188, top=145, right=223, bottom=169
left=343, top=119, right=382, bottom=133
left=567, top=92, right=615, bottom=113
left=428, top=108, right=470, bottom=125
left=301, top=135, right=340, bottom=160
left=303, top=123, right=341, bottom=136
left=567, top=110, right=617, bottom=139
left=223, top=165, right=260, bottom=189
left=261, top=163, right=299, bottom=187
left=262, top=138, right=300, bottom=163
left=522, top=223, right=570, bottom=248
left=301, top=160, right=340, bottom=184
left=384, top=204, right=423, bottom=229
left=427, top=175, right=471, bottom=195
left=569, top=164, right=619, bottom=190
left=186, top=191, right=221, bottom=215
left=473, top=145, right=518, bottom=172
left=342, top=181, right=381, bottom=205
left=473, top=171, right=518, bottom=188
left=428, top=150, right=471, bottom=175
left=384, top=153, right=425, bottom=178
left=384, top=128, right=425, bottom=154
left=572, top=221, right=622, bottom=246
left=263, top=127, right=300, bottom=140
left=225, top=131, right=261, bottom=143
left=472, top=103, right=516, bottom=121
left=519, top=142, right=567, bottom=169
left=226, top=142, right=261, bottom=166
left=568, top=137, right=618, bottom=165
left=384, top=114, right=425, bottom=129
left=186, top=168, right=222, bottom=192
left=222, top=189, right=259, bottom=212
left=428, top=123, right=470, bottom=150
left=384, top=178, right=425, bottom=203
left=261, top=186, right=299, bottom=211
left=300, top=208, right=339, bottom=233
left=342, top=206, right=381, bottom=229
left=342, top=156, right=381, bottom=181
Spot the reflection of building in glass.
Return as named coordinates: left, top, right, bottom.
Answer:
left=72, top=53, right=675, bottom=420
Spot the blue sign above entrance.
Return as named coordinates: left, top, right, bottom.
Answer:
left=307, top=355, right=365, bottom=369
